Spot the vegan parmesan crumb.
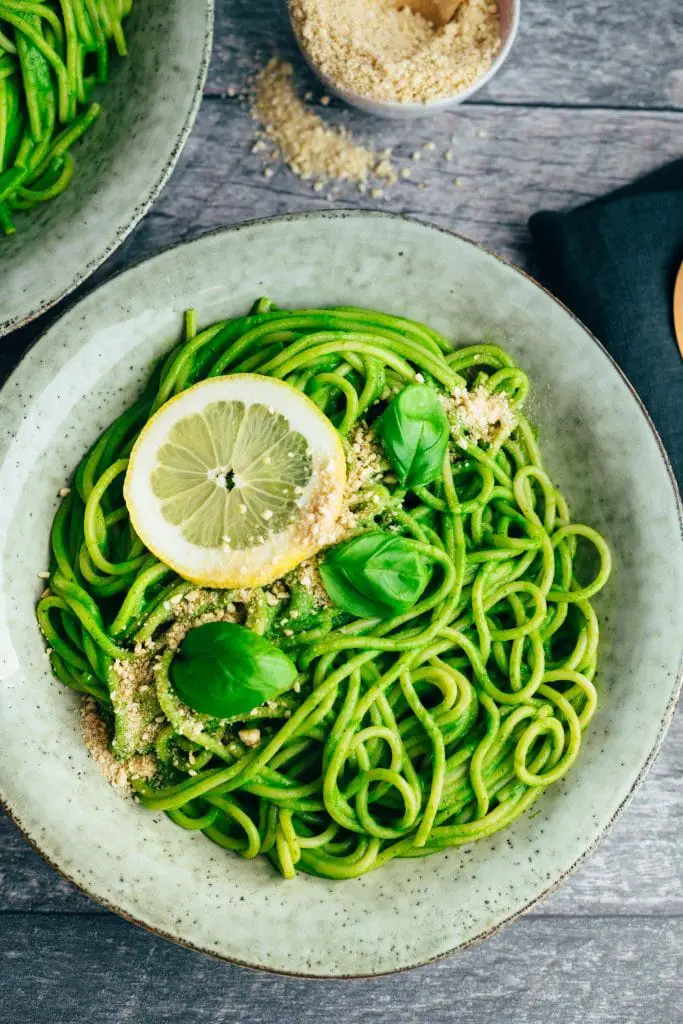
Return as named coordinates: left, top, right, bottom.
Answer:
left=252, top=58, right=396, bottom=187
left=289, top=0, right=500, bottom=105
left=238, top=728, right=262, bottom=748
left=291, top=421, right=386, bottom=558
left=345, top=423, right=386, bottom=506
left=441, top=385, right=515, bottom=445
left=292, top=460, right=344, bottom=549
left=80, top=698, right=156, bottom=794
left=292, top=557, right=331, bottom=608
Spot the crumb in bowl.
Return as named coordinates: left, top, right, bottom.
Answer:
left=289, top=0, right=501, bottom=105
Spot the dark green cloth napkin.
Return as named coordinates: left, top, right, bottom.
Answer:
left=529, top=159, right=683, bottom=481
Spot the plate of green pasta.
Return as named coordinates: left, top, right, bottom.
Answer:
left=0, top=212, right=681, bottom=977
left=0, top=0, right=213, bottom=336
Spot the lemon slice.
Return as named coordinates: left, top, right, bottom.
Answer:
left=124, top=375, right=346, bottom=588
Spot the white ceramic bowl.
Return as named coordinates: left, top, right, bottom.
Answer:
left=0, top=212, right=681, bottom=977
left=290, top=0, right=520, bottom=119
left=0, top=0, right=214, bottom=336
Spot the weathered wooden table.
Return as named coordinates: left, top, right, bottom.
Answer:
left=1, top=2, right=681, bottom=1021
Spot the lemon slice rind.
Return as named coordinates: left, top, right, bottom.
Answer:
left=124, top=375, right=346, bottom=589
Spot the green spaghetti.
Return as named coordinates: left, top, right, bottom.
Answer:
left=0, top=1, right=133, bottom=235
left=37, top=300, right=612, bottom=880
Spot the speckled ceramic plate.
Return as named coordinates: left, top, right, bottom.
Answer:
left=0, top=213, right=681, bottom=978
left=0, top=0, right=213, bottom=337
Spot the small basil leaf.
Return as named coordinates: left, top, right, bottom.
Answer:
left=377, top=383, right=450, bottom=489
left=170, top=622, right=297, bottom=720
left=320, top=530, right=432, bottom=620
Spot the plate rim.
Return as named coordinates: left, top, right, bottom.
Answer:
left=1, top=210, right=681, bottom=979
left=0, top=0, right=215, bottom=338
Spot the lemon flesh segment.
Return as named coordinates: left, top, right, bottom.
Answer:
left=124, top=375, right=346, bottom=589
left=151, top=400, right=313, bottom=549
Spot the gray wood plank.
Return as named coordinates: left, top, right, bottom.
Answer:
left=101, top=96, right=683, bottom=271
left=9, top=95, right=682, bottom=388
left=1, top=913, right=682, bottom=1024
left=208, top=0, right=683, bottom=110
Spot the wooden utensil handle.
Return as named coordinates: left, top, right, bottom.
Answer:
left=400, top=0, right=465, bottom=27
left=673, top=262, right=683, bottom=360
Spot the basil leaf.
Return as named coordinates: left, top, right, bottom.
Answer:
left=170, top=622, right=298, bottom=720
left=377, top=383, right=450, bottom=489
left=320, top=530, right=432, bottom=620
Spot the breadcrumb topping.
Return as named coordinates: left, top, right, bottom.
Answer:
left=290, top=557, right=331, bottom=608
left=80, top=698, right=156, bottom=794
left=441, top=385, right=515, bottom=445
left=238, top=728, right=262, bottom=748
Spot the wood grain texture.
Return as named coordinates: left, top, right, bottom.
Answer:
left=1, top=914, right=683, bottom=1024
left=6, top=95, right=683, bottom=388
left=1, top=0, right=682, bottom=1018
left=207, top=0, right=683, bottom=109
left=5, top=96, right=681, bottom=317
